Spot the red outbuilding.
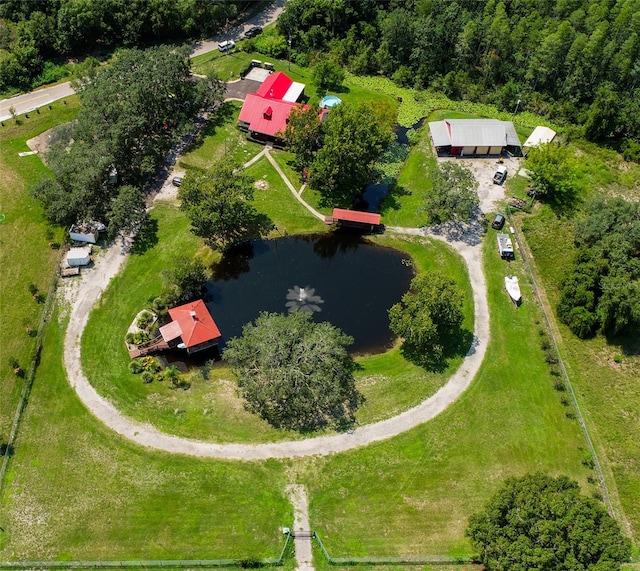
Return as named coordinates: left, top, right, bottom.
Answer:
left=159, top=299, right=221, bottom=354
left=326, top=208, right=382, bottom=231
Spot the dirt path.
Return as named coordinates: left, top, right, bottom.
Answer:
left=60, top=218, right=488, bottom=459
left=286, top=485, right=314, bottom=571
left=60, top=126, right=491, bottom=460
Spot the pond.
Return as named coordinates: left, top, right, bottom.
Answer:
left=205, top=232, right=415, bottom=355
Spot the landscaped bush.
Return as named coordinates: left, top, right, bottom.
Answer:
left=138, top=356, right=162, bottom=373
left=128, top=360, right=143, bottom=374
left=136, top=311, right=154, bottom=330
left=141, top=371, right=154, bottom=384
left=131, top=331, right=151, bottom=346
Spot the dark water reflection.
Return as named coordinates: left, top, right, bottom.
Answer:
left=205, top=232, right=415, bottom=355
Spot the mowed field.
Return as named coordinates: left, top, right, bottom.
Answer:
left=1, top=67, right=636, bottom=561
left=0, top=100, right=80, bottom=443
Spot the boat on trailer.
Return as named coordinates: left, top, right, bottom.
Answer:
left=505, top=275, right=521, bottom=304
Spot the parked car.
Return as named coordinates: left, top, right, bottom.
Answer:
left=493, top=165, right=508, bottom=185
left=218, top=40, right=236, bottom=52
left=172, top=176, right=183, bottom=187
left=244, top=26, right=263, bottom=39
left=491, top=213, right=506, bottom=230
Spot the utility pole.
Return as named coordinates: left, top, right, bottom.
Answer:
left=512, top=98, right=521, bottom=118
left=288, top=34, right=292, bottom=71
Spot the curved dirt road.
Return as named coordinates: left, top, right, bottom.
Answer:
left=62, top=224, right=489, bottom=460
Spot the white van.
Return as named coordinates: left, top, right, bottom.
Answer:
left=218, top=40, right=236, bottom=52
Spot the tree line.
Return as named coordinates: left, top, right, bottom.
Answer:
left=0, top=0, right=251, bottom=93
left=276, top=0, right=640, bottom=156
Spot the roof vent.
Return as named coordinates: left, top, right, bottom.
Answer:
left=264, top=106, right=273, bottom=119
left=190, top=310, right=197, bottom=318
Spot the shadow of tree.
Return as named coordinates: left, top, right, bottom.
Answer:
left=604, top=324, right=640, bottom=356
left=399, top=327, right=475, bottom=373
left=131, top=216, right=159, bottom=255
left=0, top=443, right=14, bottom=458
left=381, top=183, right=411, bottom=213
left=183, top=102, right=238, bottom=154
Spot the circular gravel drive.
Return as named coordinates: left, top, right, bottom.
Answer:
left=63, top=226, right=489, bottom=460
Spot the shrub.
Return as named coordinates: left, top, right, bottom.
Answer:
left=128, top=360, right=143, bottom=374
left=141, top=371, right=154, bottom=384
left=138, top=356, right=162, bottom=373
left=131, top=331, right=151, bottom=345
left=553, top=378, right=566, bottom=392
left=136, top=310, right=154, bottom=330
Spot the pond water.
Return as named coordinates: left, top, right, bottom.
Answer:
left=360, top=119, right=425, bottom=212
left=205, top=232, right=415, bottom=355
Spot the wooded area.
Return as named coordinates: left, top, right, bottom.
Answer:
left=0, top=0, right=251, bottom=93
left=277, top=0, right=640, bottom=155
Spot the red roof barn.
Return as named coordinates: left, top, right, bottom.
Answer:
left=159, top=300, right=221, bottom=354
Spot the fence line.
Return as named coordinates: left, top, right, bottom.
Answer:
left=506, top=207, right=614, bottom=517
left=0, top=264, right=60, bottom=495
left=0, top=534, right=292, bottom=569
left=313, top=533, right=471, bottom=566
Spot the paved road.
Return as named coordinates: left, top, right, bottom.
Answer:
left=0, top=82, right=75, bottom=122
left=0, top=0, right=285, bottom=122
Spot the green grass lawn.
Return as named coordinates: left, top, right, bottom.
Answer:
left=380, top=122, right=434, bottom=228
left=244, top=156, right=323, bottom=235
left=81, top=203, right=474, bottom=441
left=303, top=232, right=593, bottom=557
left=0, top=99, right=80, bottom=443
left=179, top=101, right=264, bottom=170
left=1, top=310, right=291, bottom=560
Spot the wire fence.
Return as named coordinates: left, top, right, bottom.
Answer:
left=0, top=533, right=293, bottom=570
left=0, top=261, right=61, bottom=496
left=505, top=207, right=614, bottom=517
left=313, top=533, right=472, bottom=566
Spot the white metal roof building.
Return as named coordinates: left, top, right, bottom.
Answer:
left=429, top=119, right=523, bottom=157
left=523, top=126, right=556, bottom=152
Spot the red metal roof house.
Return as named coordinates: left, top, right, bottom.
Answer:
left=159, top=300, right=221, bottom=354
left=238, top=72, right=307, bottom=142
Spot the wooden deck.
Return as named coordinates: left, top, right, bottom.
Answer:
left=128, top=335, right=170, bottom=358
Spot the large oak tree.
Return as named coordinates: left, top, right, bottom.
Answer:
left=224, top=312, right=360, bottom=432
left=179, top=158, right=272, bottom=251
left=389, top=272, right=464, bottom=367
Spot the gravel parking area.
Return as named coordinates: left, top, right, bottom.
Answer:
left=437, top=155, right=523, bottom=214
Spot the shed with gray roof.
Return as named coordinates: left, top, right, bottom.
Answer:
left=429, top=119, right=522, bottom=157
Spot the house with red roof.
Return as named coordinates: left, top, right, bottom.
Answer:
left=159, top=300, right=221, bottom=355
left=238, top=71, right=308, bottom=142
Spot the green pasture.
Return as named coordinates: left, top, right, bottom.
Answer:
left=522, top=201, right=640, bottom=549
left=304, top=230, right=593, bottom=557
left=0, top=99, right=80, bottom=443
left=2, top=52, right=637, bottom=561
left=0, top=312, right=290, bottom=559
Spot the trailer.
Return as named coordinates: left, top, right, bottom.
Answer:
left=497, top=233, right=514, bottom=259
left=69, top=221, right=105, bottom=244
